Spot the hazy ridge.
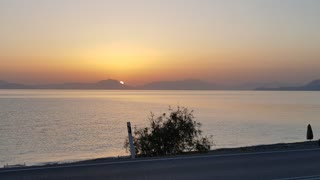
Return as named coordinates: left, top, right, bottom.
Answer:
left=256, top=80, right=320, bottom=91
left=1, top=79, right=320, bottom=90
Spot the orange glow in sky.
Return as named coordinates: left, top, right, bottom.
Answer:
left=0, top=0, right=320, bottom=86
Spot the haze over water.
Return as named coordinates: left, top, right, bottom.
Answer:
left=1, top=90, right=320, bottom=166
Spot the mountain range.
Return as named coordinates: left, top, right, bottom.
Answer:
left=139, top=79, right=220, bottom=90
left=0, top=80, right=31, bottom=89
left=256, top=80, right=320, bottom=91
left=1, top=79, right=320, bottom=90
left=33, top=79, right=131, bottom=90
left=0, top=79, right=218, bottom=90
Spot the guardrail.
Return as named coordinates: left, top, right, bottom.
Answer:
left=3, top=163, right=26, bottom=168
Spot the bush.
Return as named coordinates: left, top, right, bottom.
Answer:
left=125, top=107, right=213, bottom=157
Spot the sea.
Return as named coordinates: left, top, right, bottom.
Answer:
left=0, top=90, right=319, bottom=167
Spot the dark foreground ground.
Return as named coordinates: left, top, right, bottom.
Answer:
left=1, top=141, right=320, bottom=180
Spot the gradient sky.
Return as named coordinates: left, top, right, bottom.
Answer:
left=0, top=0, right=319, bottom=86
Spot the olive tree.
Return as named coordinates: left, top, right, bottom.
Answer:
left=125, top=107, right=213, bottom=157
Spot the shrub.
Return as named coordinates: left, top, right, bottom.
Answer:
left=125, top=107, right=213, bottom=157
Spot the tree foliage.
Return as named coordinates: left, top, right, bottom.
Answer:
left=125, top=107, right=213, bottom=157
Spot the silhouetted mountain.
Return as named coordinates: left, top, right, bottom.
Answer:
left=232, top=82, right=297, bottom=90
left=3, top=79, right=318, bottom=91
left=36, top=79, right=130, bottom=89
left=0, top=80, right=31, bottom=89
left=304, top=80, right=320, bottom=90
left=139, top=79, right=219, bottom=90
left=96, top=79, right=130, bottom=89
left=256, top=79, right=320, bottom=91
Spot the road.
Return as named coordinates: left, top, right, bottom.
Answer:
left=1, top=149, right=320, bottom=180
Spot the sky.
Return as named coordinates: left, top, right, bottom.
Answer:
left=0, top=0, right=319, bottom=86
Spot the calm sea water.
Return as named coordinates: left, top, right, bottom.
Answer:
left=0, top=90, right=320, bottom=166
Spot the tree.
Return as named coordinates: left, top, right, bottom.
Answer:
left=125, top=107, right=213, bottom=157
left=307, top=124, right=314, bottom=141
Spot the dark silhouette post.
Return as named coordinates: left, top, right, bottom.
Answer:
left=307, top=124, right=314, bottom=141
left=127, top=122, right=135, bottom=159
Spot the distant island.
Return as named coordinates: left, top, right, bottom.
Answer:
left=36, top=79, right=131, bottom=90
left=0, top=80, right=31, bottom=89
left=0, top=79, right=219, bottom=90
left=139, top=79, right=220, bottom=90
left=1, top=79, right=320, bottom=91
left=256, top=80, right=320, bottom=91
left=0, top=79, right=131, bottom=90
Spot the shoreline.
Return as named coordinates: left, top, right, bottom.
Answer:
left=2, top=140, right=319, bottom=170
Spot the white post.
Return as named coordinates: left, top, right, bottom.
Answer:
left=127, top=122, right=135, bottom=159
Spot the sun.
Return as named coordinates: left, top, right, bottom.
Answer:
left=120, top=81, right=124, bottom=85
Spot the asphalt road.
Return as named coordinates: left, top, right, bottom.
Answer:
left=1, top=149, right=320, bottom=180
